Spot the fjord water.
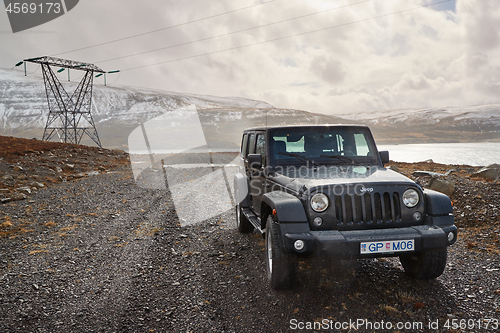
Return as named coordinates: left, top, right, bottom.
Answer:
left=378, top=142, right=500, bottom=167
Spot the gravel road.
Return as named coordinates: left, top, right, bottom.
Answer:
left=1, top=152, right=500, bottom=332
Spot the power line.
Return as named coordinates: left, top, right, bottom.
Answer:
left=120, top=0, right=452, bottom=72
left=50, top=0, right=277, bottom=57
left=105, top=71, right=121, bottom=86
left=95, top=0, right=371, bottom=64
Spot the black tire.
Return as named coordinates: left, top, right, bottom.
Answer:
left=400, top=248, right=447, bottom=280
left=236, top=203, right=254, bottom=233
left=265, top=215, right=298, bottom=289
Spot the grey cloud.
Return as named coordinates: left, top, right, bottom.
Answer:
left=310, top=56, right=347, bottom=85
left=398, top=73, right=432, bottom=90
left=459, top=0, right=500, bottom=50
left=466, top=52, right=489, bottom=71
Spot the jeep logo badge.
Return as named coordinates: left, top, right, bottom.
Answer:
left=360, top=187, right=374, bottom=193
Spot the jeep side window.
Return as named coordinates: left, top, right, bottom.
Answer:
left=354, top=133, right=371, bottom=156
left=247, top=133, right=256, bottom=155
left=241, top=134, right=249, bottom=157
left=256, top=133, right=266, bottom=165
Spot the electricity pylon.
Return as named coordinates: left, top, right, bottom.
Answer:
left=23, top=56, right=105, bottom=147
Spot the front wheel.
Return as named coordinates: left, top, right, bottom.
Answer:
left=399, top=248, right=447, bottom=280
left=265, top=215, right=297, bottom=289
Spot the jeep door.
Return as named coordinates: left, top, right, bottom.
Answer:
left=246, top=132, right=266, bottom=216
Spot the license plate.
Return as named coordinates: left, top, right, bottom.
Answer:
left=360, top=239, right=414, bottom=254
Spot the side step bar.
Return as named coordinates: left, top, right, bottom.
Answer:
left=241, top=208, right=264, bottom=234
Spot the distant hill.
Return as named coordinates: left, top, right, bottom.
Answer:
left=338, top=106, right=500, bottom=144
left=1, top=68, right=499, bottom=150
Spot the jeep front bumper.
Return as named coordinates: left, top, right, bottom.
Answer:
left=280, top=224, right=457, bottom=258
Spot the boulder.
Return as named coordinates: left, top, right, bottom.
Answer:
left=17, top=186, right=31, bottom=195
left=388, top=165, right=400, bottom=173
left=30, top=182, right=45, bottom=188
left=9, top=193, right=27, bottom=202
left=429, top=178, right=455, bottom=197
left=62, top=164, right=75, bottom=171
left=413, top=169, right=455, bottom=178
left=472, top=164, right=500, bottom=181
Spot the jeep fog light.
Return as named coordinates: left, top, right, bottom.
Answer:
left=311, top=193, right=329, bottom=212
left=448, top=232, right=455, bottom=242
left=313, top=217, right=323, bottom=227
left=413, top=211, right=422, bottom=222
left=294, top=240, right=305, bottom=251
left=403, top=189, right=419, bottom=208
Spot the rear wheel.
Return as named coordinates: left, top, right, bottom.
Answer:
left=265, top=215, right=297, bottom=289
left=236, top=203, right=254, bottom=233
left=400, top=248, right=447, bottom=280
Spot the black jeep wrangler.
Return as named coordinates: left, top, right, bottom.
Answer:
left=234, top=125, right=457, bottom=289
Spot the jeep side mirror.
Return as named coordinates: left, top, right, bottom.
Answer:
left=247, top=154, right=262, bottom=170
left=379, top=151, right=389, bottom=165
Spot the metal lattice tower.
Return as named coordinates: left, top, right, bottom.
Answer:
left=23, top=56, right=105, bottom=147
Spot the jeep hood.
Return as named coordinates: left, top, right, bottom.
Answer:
left=271, top=166, right=416, bottom=193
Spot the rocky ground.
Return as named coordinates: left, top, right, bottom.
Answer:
left=1, top=136, right=499, bottom=333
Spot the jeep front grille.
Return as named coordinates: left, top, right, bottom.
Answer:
left=334, top=191, right=402, bottom=227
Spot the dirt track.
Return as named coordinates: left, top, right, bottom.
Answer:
left=1, top=137, right=500, bottom=332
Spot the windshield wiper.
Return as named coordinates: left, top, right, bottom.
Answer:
left=320, top=154, right=363, bottom=165
left=278, top=152, right=319, bottom=166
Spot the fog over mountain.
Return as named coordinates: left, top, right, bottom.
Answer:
left=1, top=68, right=499, bottom=150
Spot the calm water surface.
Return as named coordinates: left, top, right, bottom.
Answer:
left=378, top=142, right=500, bottom=167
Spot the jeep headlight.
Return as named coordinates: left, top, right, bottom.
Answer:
left=311, top=193, right=329, bottom=212
left=402, top=189, right=419, bottom=208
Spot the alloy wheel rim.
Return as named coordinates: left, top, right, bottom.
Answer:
left=267, top=230, right=273, bottom=275
left=236, top=204, right=240, bottom=226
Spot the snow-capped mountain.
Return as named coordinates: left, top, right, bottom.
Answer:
left=338, top=105, right=500, bottom=128
left=337, top=105, right=500, bottom=144
left=0, top=68, right=345, bottom=149
left=0, top=68, right=272, bottom=130
left=1, top=67, right=499, bottom=149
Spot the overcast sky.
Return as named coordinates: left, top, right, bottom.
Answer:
left=1, top=0, right=499, bottom=115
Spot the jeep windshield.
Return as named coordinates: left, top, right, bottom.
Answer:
left=269, top=126, right=380, bottom=166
